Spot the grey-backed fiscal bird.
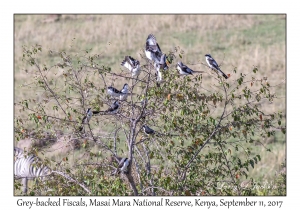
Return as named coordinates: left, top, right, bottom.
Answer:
left=145, top=34, right=162, bottom=61
left=155, top=53, right=169, bottom=72
left=92, top=101, right=119, bottom=115
left=121, top=56, right=141, bottom=77
left=142, top=125, right=156, bottom=135
left=119, top=83, right=129, bottom=101
left=111, top=157, right=130, bottom=175
left=107, top=83, right=130, bottom=100
left=177, top=61, right=204, bottom=76
left=145, top=34, right=169, bottom=71
left=205, top=54, right=228, bottom=79
left=78, top=108, right=93, bottom=132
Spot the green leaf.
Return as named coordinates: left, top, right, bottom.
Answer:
left=253, top=67, right=258, bottom=73
left=256, top=154, right=261, bottom=161
left=249, top=159, right=254, bottom=168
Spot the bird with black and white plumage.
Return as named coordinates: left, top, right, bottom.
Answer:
left=177, top=61, right=204, bottom=76
left=107, top=86, right=123, bottom=98
left=145, top=34, right=169, bottom=71
left=121, top=56, right=141, bottom=77
left=92, top=100, right=119, bottom=115
left=78, top=108, right=93, bottom=132
left=153, top=54, right=167, bottom=86
left=111, top=157, right=130, bottom=175
left=120, top=83, right=129, bottom=101
left=142, top=125, right=156, bottom=135
left=119, top=158, right=130, bottom=174
left=82, top=108, right=93, bottom=124
left=145, top=34, right=162, bottom=60
left=205, top=54, right=228, bottom=79
left=107, top=83, right=130, bottom=100
left=155, top=53, right=169, bottom=71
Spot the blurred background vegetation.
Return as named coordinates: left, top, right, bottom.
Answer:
left=14, top=14, right=286, bottom=186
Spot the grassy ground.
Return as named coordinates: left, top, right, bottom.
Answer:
left=14, top=14, right=286, bottom=184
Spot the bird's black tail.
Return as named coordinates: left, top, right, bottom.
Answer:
left=218, top=69, right=228, bottom=79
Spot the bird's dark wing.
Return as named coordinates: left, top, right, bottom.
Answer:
left=156, top=43, right=162, bottom=53
left=145, top=126, right=155, bottom=134
left=128, top=56, right=139, bottom=67
left=127, top=56, right=134, bottom=63
left=108, top=87, right=122, bottom=94
left=208, top=57, right=219, bottom=69
left=180, top=62, right=193, bottom=74
left=121, top=56, right=133, bottom=69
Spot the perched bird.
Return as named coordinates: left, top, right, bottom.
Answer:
left=142, top=125, right=155, bottom=135
left=120, top=83, right=129, bottom=101
left=107, top=86, right=123, bottom=97
left=121, top=56, right=141, bottom=77
left=119, top=158, right=130, bottom=174
left=145, top=34, right=169, bottom=70
left=107, top=83, right=129, bottom=100
left=145, top=34, right=162, bottom=61
left=82, top=108, right=93, bottom=124
left=152, top=54, right=167, bottom=86
left=155, top=53, right=169, bottom=71
left=111, top=157, right=130, bottom=175
left=93, top=101, right=119, bottom=115
left=205, top=54, right=228, bottom=79
left=78, top=108, right=93, bottom=131
left=177, top=61, right=204, bottom=76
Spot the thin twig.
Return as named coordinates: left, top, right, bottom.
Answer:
left=52, top=170, right=91, bottom=194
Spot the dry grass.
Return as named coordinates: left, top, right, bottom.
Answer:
left=14, top=14, right=286, bottom=101
left=14, top=14, right=286, bottom=181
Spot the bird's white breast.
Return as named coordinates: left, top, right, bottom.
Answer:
left=145, top=50, right=153, bottom=61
